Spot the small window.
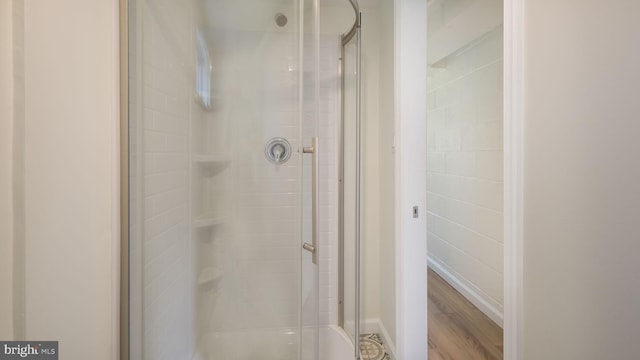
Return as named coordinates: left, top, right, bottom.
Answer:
left=196, top=28, right=212, bottom=110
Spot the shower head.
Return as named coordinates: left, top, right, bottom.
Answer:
left=274, top=12, right=288, bottom=27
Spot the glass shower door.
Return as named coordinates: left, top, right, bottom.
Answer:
left=340, top=9, right=361, bottom=357
left=341, top=35, right=358, bottom=342
left=127, top=0, right=320, bottom=359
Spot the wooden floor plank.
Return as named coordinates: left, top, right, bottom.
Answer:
left=430, top=312, right=494, bottom=360
left=428, top=268, right=503, bottom=360
left=428, top=337, right=448, bottom=360
left=429, top=269, right=503, bottom=346
left=428, top=297, right=445, bottom=315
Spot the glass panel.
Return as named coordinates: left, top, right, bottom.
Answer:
left=301, top=2, right=320, bottom=360
left=341, top=37, right=358, bottom=344
left=128, top=0, right=320, bottom=359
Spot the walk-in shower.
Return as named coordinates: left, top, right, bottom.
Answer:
left=122, top=0, right=362, bottom=359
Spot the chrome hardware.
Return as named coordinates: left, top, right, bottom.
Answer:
left=265, top=137, right=292, bottom=165
left=303, top=242, right=316, bottom=254
left=302, top=137, right=319, bottom=264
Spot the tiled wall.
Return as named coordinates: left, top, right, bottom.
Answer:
left=201, top=29, right=300, bottom=334
left=139, top=0, right=193, bottom=358
left=202, top=29, right=340, bottom=334
left=316, top=36, right=340, bottom=326
left=426, top=27, right=504, bottom=317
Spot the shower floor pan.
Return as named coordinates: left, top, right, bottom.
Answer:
left=194, top=325, right=354, bottom=360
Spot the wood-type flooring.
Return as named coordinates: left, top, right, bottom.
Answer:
left=428, top=268, right=504, bottom=360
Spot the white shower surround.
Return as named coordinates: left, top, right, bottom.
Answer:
left=204, top=33, right=341, bottom=331
left=137, top=0, right=347, bottom=357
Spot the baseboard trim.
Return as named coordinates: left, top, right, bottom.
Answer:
left=376, top=319, right=396, bottom=360
left=428, top=257, right=504, bottom=328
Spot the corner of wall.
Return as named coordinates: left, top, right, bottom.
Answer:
left=9, top=0, right=26, bottom=341
left=0, top=0, right=15, bottom=341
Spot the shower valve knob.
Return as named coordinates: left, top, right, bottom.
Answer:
left=265, top=137, right=292, bottom=165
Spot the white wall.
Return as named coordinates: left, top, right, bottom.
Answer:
left=395, top=0, right=427, bottom=358
left=427, top=26, right=504, bottom=324
left=0, top=0, right=14, bottom=340
left=377, top=0, right=397, bottom=345
left=523, top=1, right=640, bottom=359
left=22, top=1, right=119, bottom=359
left=361, top=6, right=382, bottom=324
left=10, top=0, right=25, bottom=340
left=319, top=5, right=354, bottom=35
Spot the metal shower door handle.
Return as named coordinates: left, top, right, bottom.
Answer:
left=303, top=137, right=318, bottom=265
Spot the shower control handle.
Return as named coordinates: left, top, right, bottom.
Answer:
left=273, top=144, right=285, bottom=162
left=303, top=137, right=318, bottom=265
left=265, top=138, right=292, bottom=165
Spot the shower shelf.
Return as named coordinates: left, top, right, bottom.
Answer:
left=193, top=154, right=230, bottom=171
left=193, top=213, right=228, bottom=228
left=197, top=267, right=222, bottom=287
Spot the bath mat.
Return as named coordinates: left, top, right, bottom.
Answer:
left=359, top=333, right=391, bottom=360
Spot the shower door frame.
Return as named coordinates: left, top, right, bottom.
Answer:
left=338, top=0, right=361, bottom=358
left=119, top=0, right=129, bottom=359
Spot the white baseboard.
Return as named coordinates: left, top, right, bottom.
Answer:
left=377, top=319, right=397, bottom=360
left=428, top=256, right=504, bottom=328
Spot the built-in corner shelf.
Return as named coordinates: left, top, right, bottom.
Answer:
left=193, top=154, right=230, bottom=173
left=193, top=213, right=228, bottom=228
left=197, top=267, right=222, bottom=287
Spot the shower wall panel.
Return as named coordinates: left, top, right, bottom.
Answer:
left=316, top=36, right=339, bottom=326
left=201, top=32, right=339, bottom=333
left=139, top=0, right=195, bottom=358
left=204, top=31, right=302, bottom=334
